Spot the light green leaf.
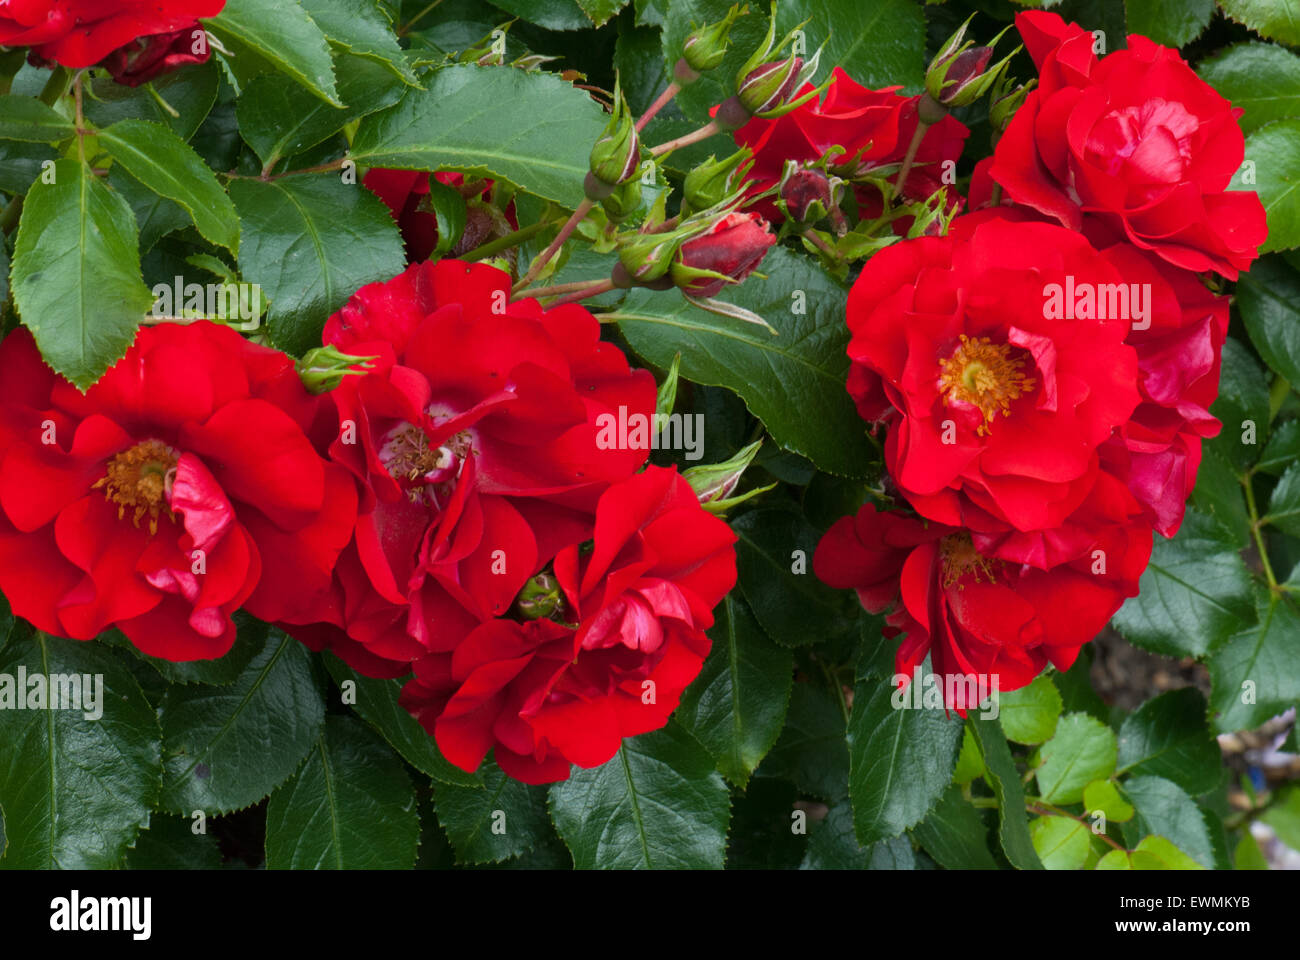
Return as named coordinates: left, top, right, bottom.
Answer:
left=1030, top=815, right=1092, bottom=870
left=996, top=675, right=1063, bottom=745
left=1084, top=779, right=1135, bottom=823
left=265, top=715, right=419, bottom=869
left=0, top=94, right=75, bottom=142
left=11, top=159, right=155, bottom=389
left=549, top=722, right=732, bottom=869
left=352, top=64, right=610, bottom=209
left=1034, top=713, right=1118, bottom=805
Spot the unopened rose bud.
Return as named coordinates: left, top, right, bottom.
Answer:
left=924, top=15, right=1015, bottom=109
left=682, top=440, right=775, bottom=513
left=989, top=73, right=1036, bottom=145
left=671, top=210, right=775, bottom=298
left=602, top=177, right=643, bottom=223
left=516, top=570, right=564, bottom=620
left=657, top=353, right=681, bottom=420
left=587, top=78, right=641, bottom=198
left=716, top=2, right=825, bottom=126
left=680, top=3, right=746, bottom=78
left=617, top=229, right=685, bottom=285
left=682, top=147, right=753, bottom=216
left=296, top=345, right=378, bottom=394
left=779, top=164, right=837, bottom=224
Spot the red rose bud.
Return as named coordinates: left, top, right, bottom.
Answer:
left=99, top=25, right=212, bottom=86
left=681, top=147, right=754, bottom=215
left=679, top=2, right=746, bottom=80
left=587, top=77, right=641, bottom=197
left=778, top=163, right=842, bottom=226
left=924, top=15, right=1015, bottom=108
left=671, top=211, right=775, bottom=298
left=296, top=344, right=378, bottom=394
left=682, top=439, right=774, bottom=513
left=717, top=2, right=825, bottom=125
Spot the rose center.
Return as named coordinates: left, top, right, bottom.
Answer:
left=378, top=422, right=474, bottom=505
left=937, top=334, right=1035, bottom=435
left=93, top=439, right=179, bottom=535
left=939, top=532, right=999, bottom=589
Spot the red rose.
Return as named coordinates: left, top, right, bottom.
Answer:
left=815, top=502, right=1150, bottom=709
left=671, top=210, right=776, bottom=298
left=0, top=322, right=355, bottom=661
left=846, top=214, right=1146, bottom=557
left=729, top=66, right=969, bottom=224
left=0, top=0, right=224, bottom=72
left=285, top=260, right=657, bottom=678
left=97, top=25, right=211, bottom=87
left=400, top=465, right=737, bottom=784
left=988, top=10, right=1267, bottom=279
left=362, top=170, right=513, bottom=264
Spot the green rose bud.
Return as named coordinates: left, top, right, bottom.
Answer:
left=924, top=14, right=1016, bottom=110
left=602, top=177, right=644, bottom=223
left=681, top=147, right=753, bottom=216
left=588, top=77, right=641, bottom=196
left=680, top=3, right=747, bottom=77
left=296, top=344, right=378, bottom=395
left=516, top=570, right=564, bottom=620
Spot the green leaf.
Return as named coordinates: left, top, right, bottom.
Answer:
left=1111, top=508, right=1255, bottom=658
left=434, top=758, right=553, bottom=864
left=236, top=52, right=406, bottom=169
left=1259, top=785, right=1300, bottom=851
left=353, top=64, right=609, bottom=209
left=124, top=816, right=221, bottom=869
left=0, top=94, right=75, bottom=142
left=83, top=61, right=220, bottom=141
left=1198, top=42, right=1300, bottom=136
left=1218, top=0, right=1300, bottom=46
left=801, top=0, right=926, bottom=90
left=757, top=681, right=850, bottom=801
left=952, top=727, right=984, bottom=785
left=1030, top=815, right=1092, bottom=870
left=1034, top=713, right=1118, bottom=805
left=108, top=167, right=192, bottom=253
left=1084, top=779, right=1135, bottom=823
left=731, top=505, right=859, bottom=647
left=229, top=173, right=405, bottom=356
left=1124, top=0, right=1214, bottom=47
left=1241, top=119, right=1300, bottom=253
left=1191, top=442, right=1251, bottom=548
left=617, top=248, right=873, bottom=477
left=1097, top=834, right=1205, bottom=870
left=208, top=0, right=342, bottom=105
left=1238, top=256, right=1300, bottom=386
left=11, top=159, right=155, bottom=389
left=549, top=722, right=732, bottom=869
left=1116, top=688, right=1222, bottom=795
left=1207, top=336, right=1270, bottom=472
left=1120, top=775, right=1215, bottom=868
left=159, top=631, right=324, bottom=815
left=322, top=653, right=481, bottom=787
left=298, top=0, right=420, bottom=84
left=847, top=664, right=963, bottom=845
left=801, top=803, right=915, bottom=869
left=1258, top=418, right=1300, bottom=476
left=577, top=0, right=631, bottom=27
left=0, top=633, right=161, bottom=869
left=1233, top=829, right=1269, bottom=869
left=1208, top=590, right=1300, bottom=732
left=492, top=0, right=592, bottom=30
left=265, top=714, right=419, bottom=869
left=967, top=713, right=1043, bottom=869
left=911, top=787, right=999, bottom=869
left=676, top=593, right=793, bottom=786
left=108, top=614, right=265, bottom=687
left=997, top=675, right=1063, bottom=745
left=425, top=178, right=468, bottom=257
left=1264, top=462, right=1300, bottom=536
left=98, top=119, right=239, bottom=253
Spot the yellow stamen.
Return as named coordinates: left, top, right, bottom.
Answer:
left=92, top=439, right=179, bottom=535
left=937, top=334, right=1036, bottom=436
left=940, top=532, right=999, bottom=589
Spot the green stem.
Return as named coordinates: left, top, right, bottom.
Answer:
left=636, top=82, right=680, bottom=133
left=513, top=198, right=594, bottom=292
left=1242, top=470, right=1280, bottom=589
left=460, top=219, right=555, bottom=263
left=892, top=119, right=929, bottom=201
left=649, top=119, right=720, bottom=157
left=514, top=278, right=608, bottom=300
left=553, top=279, right=617, bottom=306
left=38, top=66, right=73, bottom=107
left=398, top=0, right=445, bottom=36
left=0, top=196, right=22, bottom=236
left=1269, top=375, right=1292, bottom=421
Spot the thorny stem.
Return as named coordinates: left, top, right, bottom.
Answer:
left=650, top=120, right=720, bottom=157
left=636, top=82, right=681, bottom=132
left=513, top=278, right=608, bottom=301
left=513, top=198, right=594, bottom=292
left=802, top=228, right=838, bottom=259
left=553, top=279, right=617, bottom=305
